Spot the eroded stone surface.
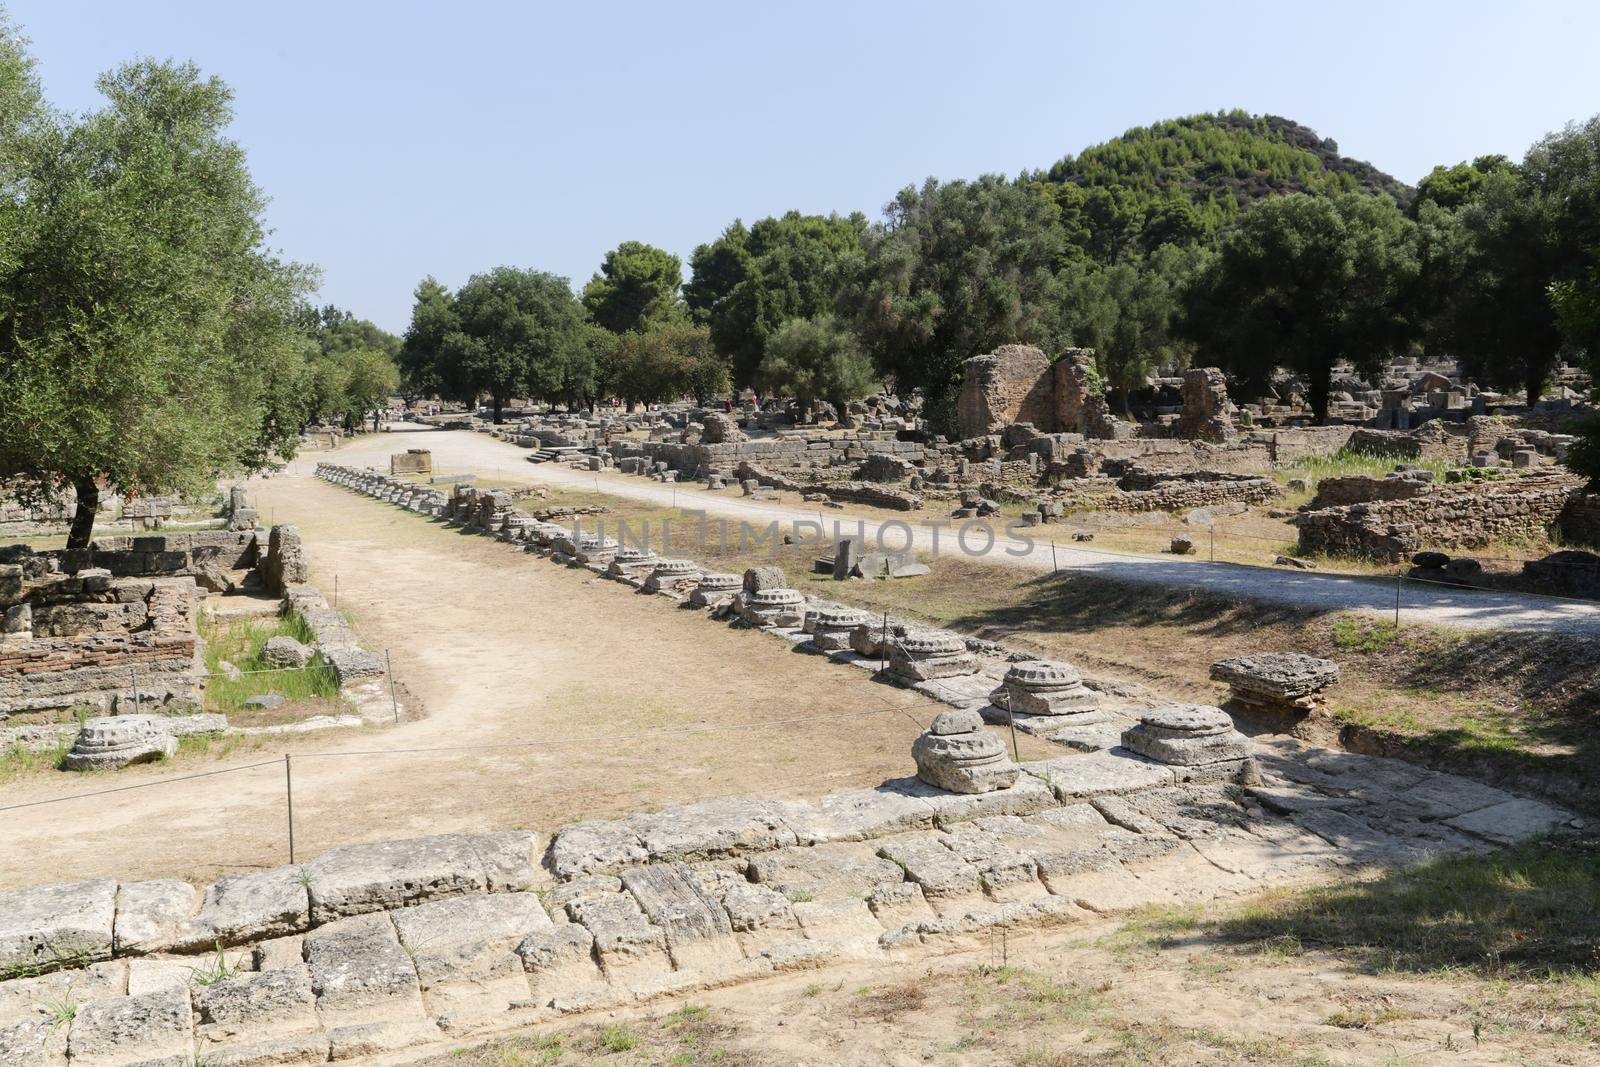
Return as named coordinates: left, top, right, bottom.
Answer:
left=912, top=710, right=1020, bottom=794
left=0, top=880, right=116, bottom=979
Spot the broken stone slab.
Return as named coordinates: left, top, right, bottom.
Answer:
left=0, top=1018, right=64, bottom=1067
left=619, top=864, right=739, bottom=971
left=303, top=912, right=432, bottom=1058
left=623, top=795, right=801, bottom=863
left=112, top=879, right=197, bottom=954
left=792, top=898, right=885, bottom=949
left=303, top=831, right=537, bottom=923
left=66, top=985, right=192, bottom=1067
left=923, top=770, right=1057, bottom=823
left=1210, top=653, right=1339, bottom=714
left=1443, top=799, right=1572, bottom=845
left=193, top=964, right=327, bottom=1067
left=60, top=716, right=177, bottom=772
left=719, top=883, right=798, bottom=951
left=170, top=866, right=309, bottom=951
left=0, top=879, right=117, bottom=979
left=1389, top=773, right=1519, bottom=822
left=1022, top=751, right=1177, bottom=800
left=566, top=893, right=672, bottom=984
left=912, top=709, right=1020, bottom=794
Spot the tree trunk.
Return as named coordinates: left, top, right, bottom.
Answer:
left=1524, top=368, right=1545, bottom=409
left=66, top=476, right=99, bottom=559
left=492, top=395, right=504, bottom=424
left=1308, top=369, right=1332, bottom=425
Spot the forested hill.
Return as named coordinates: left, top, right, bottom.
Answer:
left=1038, top=111, right=1413, bottom=261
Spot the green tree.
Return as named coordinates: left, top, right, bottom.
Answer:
left=845, top=176, right=1066, bottom=435
left=444, top=267, right=590, bottom=422
left=684, top=220, right=749, bottom=324
left=755, top=314, right=879, bottom=415
left=1426, top=169, right=1565, bottom=405
left=703, top=211, right=866, bottom=387
left=397, top=277, right=457, bottom=399
left=581, top=241, right=687, bottom=334
left=298, top=306, right=400, bottom=431
left=1178, top=193, right=1418, bottom=421
left=0, top=44, right=312, bottom=554
left=1413, top=155, right=1513, bottom=214
left=602, top=323, right=729, bottom=407
left=1055, top=245, right=1208, bottom=413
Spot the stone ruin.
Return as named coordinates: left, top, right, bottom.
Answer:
left=1176, top=367, right=1234, bottom=443
left=958, top=345, right=1121, bottom=441
left=60, top=713, right=179, bottom=770
left=995, top=660, right=1105, bottom=722
left=1211, top=653, right=1340, bottom=719
left=912, top=708, right=1021, bottom=793
left=0, top=458, right=1559, bottom=1063
left=388, top=448, right=433, bottom=475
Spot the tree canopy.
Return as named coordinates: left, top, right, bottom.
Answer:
left=690, top=211, right=866, bottom=387
left=754, top=313, right=878, bottom=415
left=581, top=241, right=687, bottom=334
left=1179, top=193, right=1418, bottom=420
left=0, top=36, right=312, bottom=552
left=601, top=322, right=729, bottom=408
left=845, top=176, right=1067, bottom=436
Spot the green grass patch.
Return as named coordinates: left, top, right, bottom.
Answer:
left=198, top=612, right=340, bottom=713
left=1278, top=447, right=1458, bottom=490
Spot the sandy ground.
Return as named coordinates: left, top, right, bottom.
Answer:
left=356, top=426, right=1600, bottom=635
left=0, top=444, right=1023, bottom=890
left=409, top=912, right=1593, bottom=1067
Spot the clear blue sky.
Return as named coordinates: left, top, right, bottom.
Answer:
left=11, top=1, right=1599, bottom=333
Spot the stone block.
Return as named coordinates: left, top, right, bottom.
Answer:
left=193, top=965, right=327, bottom=1066
left=66, top=986, right=192, bottom=1067
left=620, top=864, right=739, bottom=972
left=112, top=879, right=197, bottom=954
left=515, top=924, right=605, bottom=1003
left=304, top=913, right=431, bottom=1058
left=392, top=893, right=550, bottom=1022
left=0, top=880, right=117, bottom=979
left=1022, top=751, right=1176, bottom=800
left=172, top=866, right=309, bottom=950
left=304, top=833, right=494, bottom=923
left=566, top=894, right=671, bottom=983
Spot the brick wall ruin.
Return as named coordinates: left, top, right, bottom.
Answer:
left=0, top=563, right=203, bottom=720
left=957, top=345, right=1121, bottom=440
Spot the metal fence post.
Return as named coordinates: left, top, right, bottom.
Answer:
left=1051, top=541, right=1058, bottom=574
left=1394, top=570, right=1403, bottom=630
left=1209, top=526, right=1216, bottom=563
left=284, top=753, right=295, bottom=864
left=879, top=613, right=888, bottom=673
left=385, top=650, right=399, bottom=723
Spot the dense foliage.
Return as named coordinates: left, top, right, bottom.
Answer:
left=0, top=27, right=313, bottom=552
left=1037, top=111, right=1412, bottom=264
left=398, top=267, right=593, bottom=421
left=754, top=314, right=878, bottom=414
left=601, top=322, right=729, bottom=408
left=298, top=306, right=401, bottom=432
left=581, top=241, right=688, bottom=334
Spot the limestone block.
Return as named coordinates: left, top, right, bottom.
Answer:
left=547, top=820, right=647, bottom=880
left=789, top=782, right=939, bottom=844
left=565, top=894, right=671, bottom=983
left=997, top=660, right=1105, bottom=720
left=0, top=961, right=128, bottom=1030
left=304, top=833, right=495, bottom=923
left=171, top=866, right=309, bottom=950
left=877, top=836, right=982, bottom=905
left=1211, top=653, right=1338, bottom=713
left=193, top=965, right=327, bottom=1066
left=0, top=879, right=117, bottom=979
left=391, top=893, right=550, bottom=1022
left=1444, top=798, right=1571, bottom=845
left=112, top=879, right=197, bottom=953
left=261, top=636, right=312, bottom=669
left=0, top=1017, right=65, bottom=1067
left=515, top=924, right=605, bottom=1003
left=623, top=795, right=800, bottom=863
left=1022, top=751, right=1176, bottom=800
left=66, top=986, right=192, bottom=1067
left=792, top=898, right=884, bottom=949
left=620, top=864, right=739, bottom=972
left=719, top=883, right=797, bottom=953
left=866, top=882, right=936, bottom=927
left=303, top=913, right=431, bottom=1058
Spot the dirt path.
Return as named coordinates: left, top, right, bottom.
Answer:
left=0, top=453, right=973, bottom=890
left=348, top=427, right=1600, bottom=636
left=412, top=911, right=1582, bottom=1067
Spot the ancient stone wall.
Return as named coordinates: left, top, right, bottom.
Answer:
left=957, top=344, right=1055, bottom=439
left=1176, top=367, right=1234, bottom=443
left=0, top=573, right=202, bottom=719
left=1296, top=474, right=1584, bottom=562
left=1307, top=475, right=1434, bottom=509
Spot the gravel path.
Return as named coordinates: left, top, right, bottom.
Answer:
left=354, top=427, right=1600, bottom=636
